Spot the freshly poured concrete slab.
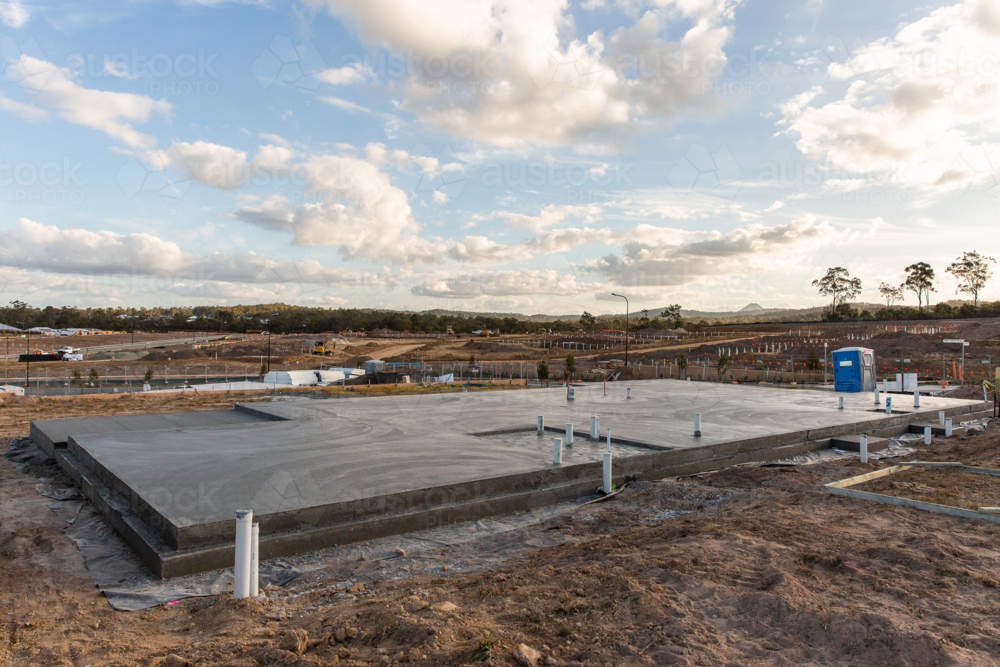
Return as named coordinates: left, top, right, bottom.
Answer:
left=30, top=408, right=274, bottom=455
left=43, top=380, right=989, bottom=577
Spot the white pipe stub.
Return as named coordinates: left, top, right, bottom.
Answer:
left=838, top=396, right=844, bottom=410
left=537, top=415, right=544, bottom=434
left=250, top=522, right=260, bottom=597
left=693, top=413, right=702, bottom=437
left=945, top=418, right=953, bottom=437
left=590, top=415, right=598, bottom=440
left=553, top=438, right=563, bottom=465
left=859, top=433, right=868, bottom=464
left=234, top=509, right=253, bottom=599
left=924, top=425, right=932, bottom=445
left=938, top=410, right=945, bottom=426
left=565, top=423, right=573, bottom=446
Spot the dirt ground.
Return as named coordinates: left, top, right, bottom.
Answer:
left=3, top=388, right=1000, bottom=666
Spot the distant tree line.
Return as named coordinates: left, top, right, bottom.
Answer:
left=814, top=251, right=998, bottom=321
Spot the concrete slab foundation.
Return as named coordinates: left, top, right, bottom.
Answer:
left=32, top=381, right=990, bottom=578
left=829, top=434, right=889, bottom=452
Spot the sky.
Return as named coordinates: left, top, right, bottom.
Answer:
left=0, top=0, right=998, bottom=316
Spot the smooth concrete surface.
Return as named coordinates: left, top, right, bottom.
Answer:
left=35, top=380, right=989, bottom=577
left=30, top=409, right=272, bottom=456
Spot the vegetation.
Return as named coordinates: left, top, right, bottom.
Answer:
left=716, top=351, right=730, bottom=381
left=143, top=368, right=154, bottom=383
left=537, top=360, right=549, bottom=384
left=947, top=251, right=995, bottom=307
left=812, top=268, right=862, bottom=320
left=564, top=353, right=576, bottom=380
left=878, top=282, right=904, bottom=308
left=904, top=262, right=936, bottom=312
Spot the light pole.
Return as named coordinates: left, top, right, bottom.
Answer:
left=610, top=293, right=629, bottom=366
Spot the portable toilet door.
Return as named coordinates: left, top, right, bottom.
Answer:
left=832, top=347, right=875, bottom=393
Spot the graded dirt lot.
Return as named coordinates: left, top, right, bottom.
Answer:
left=2, top=387, right=1000, bottom=666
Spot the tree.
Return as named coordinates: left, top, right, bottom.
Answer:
left=468, top=354, right=476, bottom=364
left=677, top=353, right=687, bottom=372
left=579, top=311, right=597, bottom=329
left=537, top=360, right=549, bottom=385
left=805, top=349, right=820, bottom=371
left=89, top=367, right=100, bottom=386
left=564, top=353, right=576, bottom=379
left=878, top=282, right=904, bottom=308
left=904, top=262, right=936, bottom=312
left=946, top=251, right=995, bottom=307
left=71, top=369, right=82, bottom=387
left=143, top=368, right=154, bottom=383
left=812, top=267, right=862, bottom=318
left=716, top=351, right=730, bottom=381
left=260, top=360, right=269, bottom=376
left=660, top=304, right=682, bottom=320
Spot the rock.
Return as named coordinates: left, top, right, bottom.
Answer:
left=279, top=628, right=308, bottom=654
left=545, top=658, right=557, bottom=666
left=346, top=627, right=359, bottom=639
left=393, top=650, right=406, bottom=662
left=514, top=643, right=541, bottom=666
left=408, top=648, right=422, bottom=662
left=347, top=583, right=365, bottom=594
left=162, top=656, right=189, bottom=667
left=430, top=601, right=458, bottom=613
left=404, top=597, right=428, bottom=613
left=334, top=626, right=347, bottom=643
left=394, top=547, right=407, bottom=556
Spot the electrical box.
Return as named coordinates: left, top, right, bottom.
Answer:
left=832, top=347, right=875, bottom=393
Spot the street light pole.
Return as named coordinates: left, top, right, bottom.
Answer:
left=611, top=293, right=629, bottom=366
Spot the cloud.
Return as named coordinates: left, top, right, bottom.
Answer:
left=309, top=0, right=737, bottom=146
left=0, top=92, right=47, bottom=121
left=492, top=203, right=604, bottom=233
left=320, top=95, right=373, bottom=113
left=0, top=218, right=389, bottom=288
left=0, top=0, right=29, bottom=28
left=781, top=0, right=1000, bottom=192
left=411, top=268, right=599, bottom=298
left=234, top=151, right=444, bottom=264
left=588, top=216, right=835, bottom=285
left=316, top=63, right=372, bottom=85
left=3, top=55, right=170, bottom=148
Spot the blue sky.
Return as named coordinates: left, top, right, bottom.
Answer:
left=1, top=0, right=998, bottom=315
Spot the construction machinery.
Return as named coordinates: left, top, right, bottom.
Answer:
left=310, top=340, right=337, bottom=356
left=446, top=326, right=454, bottom=335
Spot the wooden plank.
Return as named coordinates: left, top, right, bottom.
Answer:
left=824, top=485, right=1000, bottom=524
left=823, top=465, right=910, bottom=489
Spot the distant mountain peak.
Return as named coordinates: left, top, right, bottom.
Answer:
left=738, top=303, right=764, bottom=312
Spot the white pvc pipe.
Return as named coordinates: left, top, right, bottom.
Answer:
left=875, top=388, right=881, bottom=405
left=234, top=509, right=253, bottom=599
left=694, top=413, right=702, bottom=437
left=565, top=423, right=573, bottom=445
left=859, top=434, right=868, bottom=464
left=603, top=449, right=613, bottom=494
left=839, top=396, right=844, bottom=410
left=626, top=387, right=632, bottom=399
left=914, top=389, right=920, bottom=408
left=537, top=415, right=543, bottom=434
left=251, top=523, right=259, bottom=597
left=553, top=438, right=563, bottom=465
left=607, top=427, right=611, bottom=450
left=924, top=425, right=932, bottom=445
left=946, top=418, right=952, bottom=437
left=590, top=415, right=598, bottom=440
left=886, top=398, right=892, bottom=414
left=883, top=378, right=887, bottom=394
left=938, top=410, right=945, bottom=426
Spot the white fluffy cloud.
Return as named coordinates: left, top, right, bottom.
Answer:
left=166, top=141, right=295, bottom=189
left=588, top=216, right=834, bottom=285
left=411, top=268, right=599, bottom=298
left=0, top=218, right=389, bottom=288
left=0, top=0, right=28, bottom=28
left=310, top=0, right=736, bottom=146
left=782, top=0, right=1000, bottom=192
left=4, top=56, right=170, bottom=148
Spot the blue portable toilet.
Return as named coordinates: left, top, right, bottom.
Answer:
left=832, top=347, right=875, bottom=393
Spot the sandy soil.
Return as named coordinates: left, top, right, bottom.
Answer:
left=2, top=386, right=1000, bottom=665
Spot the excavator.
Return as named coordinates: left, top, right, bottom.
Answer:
left=311, top=340, right=337, bottom=355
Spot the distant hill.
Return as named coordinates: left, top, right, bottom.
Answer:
left=739, top=303, right=764, bottom=313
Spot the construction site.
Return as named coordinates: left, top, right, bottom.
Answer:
left=2, top=320, right=1000, bottom=666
